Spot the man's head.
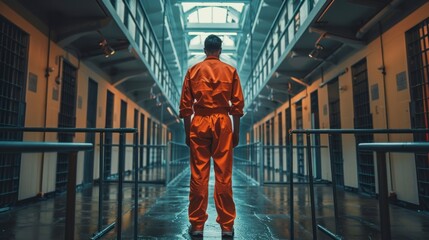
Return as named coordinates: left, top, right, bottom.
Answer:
left=204, top=34, right=222, bottom=56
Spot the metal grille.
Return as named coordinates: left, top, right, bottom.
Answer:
left=83, top=79, right=98, bottom=184
left=351, top=58, right=375, bottom=195
left=296, top=101, right=304, bottom=176
left=0, top=15, right=28, bottom=207
left=120, top=100, right=127, bottom=128
left=140, top=113, right=145, bottom=168
left=104, top=90, right=114, bottom=179
left=406, top=17, right=429, bottom=210
left=151, top=121, right=156, bottom=165
left=278, top=112, right=284, bottom=172
left=328, top=78, right=344, bottom=186
left=285, top=107, right=291, bottom=172
left=133, top=109, right=139, bottom=170
left=146, top=118, right=152, bottom=166
left=56, top=61, right=77, bottom=192
left=311, top=90, right=321, bottom=179
left=265, top=119, right=271, bottom=170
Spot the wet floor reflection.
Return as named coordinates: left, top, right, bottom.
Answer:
left=1, top=166, right=429, bottom=239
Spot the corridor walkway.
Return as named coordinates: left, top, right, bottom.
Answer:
left=1, top=166, right=429, bottom=239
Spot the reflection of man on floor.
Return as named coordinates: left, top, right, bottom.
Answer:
left=179, top=34, right=244, bottom=238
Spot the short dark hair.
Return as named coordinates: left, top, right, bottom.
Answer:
left=204, top=34, right=222, bottom=51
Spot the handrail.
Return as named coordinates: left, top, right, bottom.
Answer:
left=288, top=128, right=429, bottom=240
left=0, top=127, right=137, bottom=240
left=359, top=142, right=429, bottom=152
left=358, top=142, right=429, bottom=240
left=0, top=141, right=92, bottom=152
left=290, top=128, right=429, bottom=134
left=235, top=141, right=261, bottom=147
left=0, top=127, right=137, bottom=133
left=0, top=141, right=92, bottom=240
left=262, top=144, right=328, bottom=149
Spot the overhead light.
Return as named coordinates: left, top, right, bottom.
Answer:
left=188, top=32, right=237, bottom=36
left=308, top=44, right=324, bottom=59
left=167, top=106, right=175, bottom=116
left=156, top=95, right=162, bottom=107
left=99, top=39, right=115, bottom=58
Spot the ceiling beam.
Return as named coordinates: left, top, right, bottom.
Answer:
left=347, top=0, right=388, bottom=8
left=309, top=26, right=365, bottom=47
left=185, top=23, right=241, bottom=32
left=176, top=0, right=250, bottom=3
left=188, top=45, right=236, bottom=53
left=56, top=18, right=111, bottom=46
left=111, top=70, right=149, bottom=86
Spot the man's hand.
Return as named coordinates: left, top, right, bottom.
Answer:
left=186, top=135, right=190, bottom=147
left=232, top=115, right=240, bottom=148
left=232, top=132, right=239, bottom=148
left=184, top=116, right=191, bottom=147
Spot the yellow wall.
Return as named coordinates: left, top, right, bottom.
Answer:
left=1, top=1, right=168, bottom=201
left=253, top=2, right=429, bottom=205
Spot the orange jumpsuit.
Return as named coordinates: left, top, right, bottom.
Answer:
left=179, top=56, right=244, bottom=232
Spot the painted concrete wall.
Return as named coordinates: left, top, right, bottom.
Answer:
left=253, top=2, right=429, bottom=205
left=1, top=1, right=167, bottom=201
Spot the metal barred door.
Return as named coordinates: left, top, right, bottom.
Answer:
left=0, top=15, right=28, bottom=207
left=328, top=78, right=344, bottom=186
left=285, top=107, right=291, bottom=173
left=146, top=118, right=152, bottom=167
left=140, top=113, right=145, bottom=168
left=56, top=60, right=77, bottom=192
left=278, top=112, right=284, bottom=174
left=104, top=90, right=114, bottom=179
left=83, top=79, right=98, bottom=184
left=296, top=101, right=304, bottom=176
left=351, top=58, right=375, bottom=196
left=311, top=90, right=321, bottom=179
left=406, top=17, right=429, bottom=210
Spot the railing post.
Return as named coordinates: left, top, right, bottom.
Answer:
left=165, top=142, right=171, bottom=185
left=117, top=132, right=125, bottom=240
left=258, top=142, right=264, bottom=186
left=306, top=134, right=317, bottom=240
left=98, top=132, right=104, bottom=233
left=328, top=134, right=340, bottom=234
left=65, top=151, right=78, bottom=240
left=133, top=132, right=138, bottom=240
left=289, top=132, right=294, bottom=240
left=376, top=151, right=391, bottom=240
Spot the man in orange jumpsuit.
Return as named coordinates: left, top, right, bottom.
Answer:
left=179, top=34, right=244, bottom=238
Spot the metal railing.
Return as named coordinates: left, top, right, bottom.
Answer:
left=234, top=142, right=263, bottom=185
left=233, top=143, right=328, bottom=185
left=0, top=127, right=137, bottom=240
left=243, top=0, right=322, bottom=108
left=104, top=143, right=167, bottom=184
left=103, top=0, right=181, bottom=110
left=289, top=128, right=429, bottom=240
left=0, top=141, right=92, bottom=240
left=166, top=142, right=190, bottom=186
left=358, top=142, right=429, bottom=240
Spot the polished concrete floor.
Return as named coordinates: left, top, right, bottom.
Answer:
left=1, top=166, right=429, bottom=239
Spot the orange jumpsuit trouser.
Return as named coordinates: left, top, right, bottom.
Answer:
left=188, top=112, right=236, bottom=231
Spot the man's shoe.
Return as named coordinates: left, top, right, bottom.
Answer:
left=221, top=228, right=234, bottom=238
left=188, top=226, right=203, bottom=237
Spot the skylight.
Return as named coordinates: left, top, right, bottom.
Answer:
left=180, top=1, right=248, bottom=67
